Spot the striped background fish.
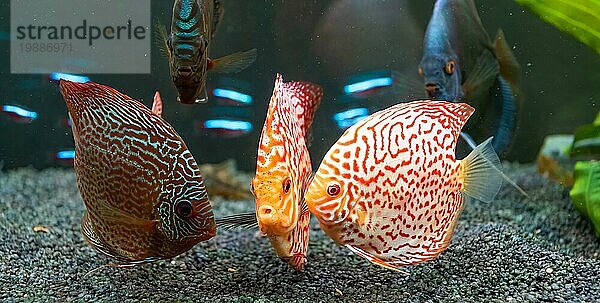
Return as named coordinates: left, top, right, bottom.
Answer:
left=157, top=0, right=257, bottom=104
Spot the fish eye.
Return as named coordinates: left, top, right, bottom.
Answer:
left=418, top=66, right=424, bottom=77
left=326, top=183, right=341, bottom=197
left=175, top=201, right=193, bottom=219
left=283, top=177, right=291, bottom=194
left=444, top=61, right=455, bottom=75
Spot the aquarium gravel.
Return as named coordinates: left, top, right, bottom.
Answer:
left=1, top=164, right=599, bottom=303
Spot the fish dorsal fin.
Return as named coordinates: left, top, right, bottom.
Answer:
left=493, top=29, right=521, bottom=86
left=279, top=74, right=324, bottom=142
left=435, top=101, right=476, bottom=140
left=462, top=49, right=499, bottom=99
left=152, top=91, right=163, bottom=117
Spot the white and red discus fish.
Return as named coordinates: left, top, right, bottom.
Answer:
left=60, top=80, right=216, bottom=264
left=304, top=100, right=502, bottom=271
left=218, top=74, right=323, bottom=271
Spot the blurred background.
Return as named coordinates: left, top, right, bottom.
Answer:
left=0, top=0, right=598, bottom=171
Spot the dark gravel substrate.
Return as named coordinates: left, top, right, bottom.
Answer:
left=1, top=164, right=599, bottom=302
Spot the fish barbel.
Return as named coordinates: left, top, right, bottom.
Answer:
left=305, top=100, right=503, bottom=271
left=59, top=80, right=216, bottom=264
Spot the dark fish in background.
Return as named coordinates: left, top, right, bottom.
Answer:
left=59, top=80, right=216, bottom=265
left=397, top=0, right=521, bottom=154
left=157, top=0, right=257, bottom=104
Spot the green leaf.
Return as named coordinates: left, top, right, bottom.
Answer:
left=570, top=161, right=600, bottom=237
left=515, top=0, right=600, bottom=54
left=570, top=112, right=600, bottom=159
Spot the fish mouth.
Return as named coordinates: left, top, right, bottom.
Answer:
left=425, top=83, right=441, bottom=99
left=280, top=254, right=307, bottom=271
left=177, top=66, right=194, bottom=77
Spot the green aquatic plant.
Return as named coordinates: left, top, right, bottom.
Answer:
left=569, top=112, right=600, bottom=237
left=570, top=161, right=600, bottom=236
left=571, top=113, right=600, bottom=159
left=515, top=0, right=600, bottom=54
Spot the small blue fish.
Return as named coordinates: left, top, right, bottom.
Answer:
left=157, top=0, right=257, bottom=104
left=398, top=0, right=521, bottom=155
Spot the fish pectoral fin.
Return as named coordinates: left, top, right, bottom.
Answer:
left=154, top=17, right=171, bottom=58
left=93, top=201, right=158, bottom=229
left=209, top=49, right=257, bottom=73
left=345, top=245, right=409, bottom=275
left=215, top=212, right=258, bottom=230
left=494, top=29, right=521, bottom=85
left=390, top=70, right=425, bottom=101
left=211, top=0, right=224, bottom=38
left=152, top=91, right=163, bottom=117
left=462, top=50, right=499, bottom=98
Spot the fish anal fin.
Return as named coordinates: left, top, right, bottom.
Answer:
left=81, top=211, right=126, bottom=261
left=494, top=29, right=521, bottom=85
left=345, top=245, right=409, bottom=275
left=152, top=91, right=163, bottom=117
left=216, top=212, right=258, bottom=230
left=209, top=49, right=257, bottom=73
left=462, top=50, right=499, bottom=98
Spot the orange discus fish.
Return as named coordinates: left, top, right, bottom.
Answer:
left=218, top=74, right=323, bottom=271
left=304, top=100, right=502, bottom=271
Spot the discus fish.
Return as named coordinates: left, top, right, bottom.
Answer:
left=59, top=80, right=216, bottom=265
left=304, top=100, right=503, bottom=271
left=157, top=0, right=257, bottom=104
left=398, top=0, right=521, bottom=154
left=218, top=74, right=323, bottom=271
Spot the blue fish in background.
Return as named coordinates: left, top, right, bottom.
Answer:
left=397, top=0, right=521, bottom=155
left=157, top=0, right=257, bottom=104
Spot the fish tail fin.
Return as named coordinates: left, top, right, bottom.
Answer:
left=152, top=91, right=163, bottom=117
left=154, top=17, right=170, bottom=58
left=494, top=29, right=521, bottom=86
left=461, top=137, right=503, bottom=203
left=215, top=212, right=258, bottom=230
left=209, top=48, right=257, bottom=73
left=461, top=137, right=529, bottom=200
left=493, top=76, right=518, bottom=154
left=279, top=74, right=324, bottom=143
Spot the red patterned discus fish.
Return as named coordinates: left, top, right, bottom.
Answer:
left=59, top=80, right=216, bottom=264
left=305, top=100, right=502, bottom=271
left=218, top=74, right=323, bottom=271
